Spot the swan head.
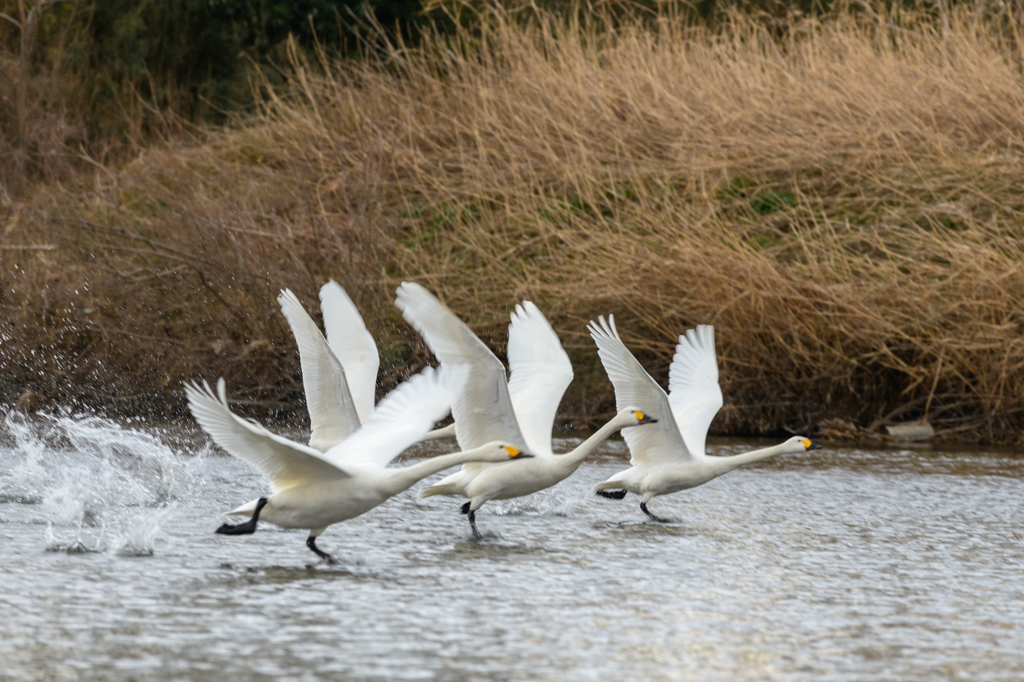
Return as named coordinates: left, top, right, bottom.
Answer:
left=618, top=408, right=658, bottom=427
left=501, top=444, right=534, bottom=459
left=784, top=435, right=823, bottom=453
left=471, top=443, right=535, bottom=462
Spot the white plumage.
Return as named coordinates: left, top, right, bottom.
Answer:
left=278, top=281, right=454, bottom=452
left=395, top=282, right=528, bottom=452
left=667, top=324, right=724, bottom=458
left=278, top=287, right=361, bottom=452
left=588, top=315, right=821, bottom=521
left=318, top=281, right=379, bottom=426
left=186, top=367, right=530, bottom=562
left=395, top=282, right=656, bottom=538
left=186, top=376, right=349, bottom=493
left=506, top=301, right=575, bottom=456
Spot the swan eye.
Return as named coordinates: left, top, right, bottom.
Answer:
left=503, top=445, right=521, bottom=458
left=800, top=438, right=811, bottom=448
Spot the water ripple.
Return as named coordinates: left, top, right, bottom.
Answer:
left=1, top=420, right=1023, bottom=680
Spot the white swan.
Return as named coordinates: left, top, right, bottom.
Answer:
left=278, top=282, right=454, bottom=453
left=395, top=282, right=656, bottom=539
left=185, top=367, right=531, bottom=562
left=587, top=316, right=822, bottom=522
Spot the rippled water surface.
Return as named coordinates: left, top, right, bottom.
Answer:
left=1, top=411, right=1022, bottom=681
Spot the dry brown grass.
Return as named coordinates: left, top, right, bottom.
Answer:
left=0, top=0, right=87, bottom=198
left=3, top=6, right=1024, bottom=442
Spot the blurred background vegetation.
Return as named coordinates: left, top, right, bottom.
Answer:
left=0, top=0, right=991, bottom=196
left=0, top=0, right=911, bottom=195
left=0, top=0, right=430, bottom=194
left=4, top=0, right=1024, bottom=443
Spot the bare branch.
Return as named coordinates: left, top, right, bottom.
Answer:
left=0, top=12, right=22, bottom=29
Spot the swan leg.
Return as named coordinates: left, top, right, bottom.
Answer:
left=306, top=536, right=336, bottom=564
left=460, top=501, right=483, bottom=541
left=640, top=502, right=672, bottom=523
left=596, top=490, right=627, bottom=500
left=215, top=497, right=267, bottom=535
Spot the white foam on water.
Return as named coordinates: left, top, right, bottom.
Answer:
left=43, top=521, right=104, bottom=554
left=1, top=408, right=198, bottom=556
left=0, top=411, right=49, bottom=504
left=113, top=509, right=171, bottom=557
left=42, top=478, right=107, bottom=526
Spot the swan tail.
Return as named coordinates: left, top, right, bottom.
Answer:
left=225, top=499, right=260, bottom=516
left=418, top=470, right=470, bottom=499
left=419, top=482, right=462, bottom=499
left=592, top=479, right=626, bottom=493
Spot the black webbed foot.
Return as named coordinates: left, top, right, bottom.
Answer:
left=306, top=536, right=336, bottom=564
left=215, top=497, right=267, bottom=535
left=466, top=508, right=483, bottom=540
left=468, top=515, right=483, bottom=540
left=640, top=502, right=672, bottom=523
left=459, top=501, right=483, bottom=539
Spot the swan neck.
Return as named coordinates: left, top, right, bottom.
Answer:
left=717, top=443, right=787, bottom=473
left=559, top=418, right=626, bottom=472
left=418, top=423, right=456, bottom=442
left=387, top=449, right=495, bottom=493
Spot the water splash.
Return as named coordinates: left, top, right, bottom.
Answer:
left=0, top=411, right=48, bottom=504
left=0, top=409, right=198, bottom=555
left=44, top=521, right=104, bottom=554
left=113, top=510, right=171, bottom=557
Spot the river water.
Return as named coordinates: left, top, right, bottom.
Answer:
left=0, top=410, right=1022, bottom=681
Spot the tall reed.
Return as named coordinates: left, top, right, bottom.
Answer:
left=3, top=6, right=1024, bottom=442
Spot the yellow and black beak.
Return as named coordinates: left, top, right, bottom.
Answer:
left=633, top=411, right=658, bottom=425
left=801, top=438, right=823, bottom=450
left=503, top=445, right=535, bottom=459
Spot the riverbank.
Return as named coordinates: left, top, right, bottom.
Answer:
left=2, top=7, right=1023, bottom=443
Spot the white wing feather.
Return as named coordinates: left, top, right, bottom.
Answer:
left=667, top=325, right=723, bottom=457
left=278, top=289, right=361, bottom=451
left=319, top=281, right=380, bottom=426
left=506, top=301, right=573, bottom=456
left=588, top=315, right=695, bottom=465
left=324, top=366, right=452, bottom=470
left=394, top=282, right=528, bottom=452
left=185, top=379, right=350, bottom=493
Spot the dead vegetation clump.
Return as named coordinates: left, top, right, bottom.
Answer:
left=3, top=6, right=1024, bottom=442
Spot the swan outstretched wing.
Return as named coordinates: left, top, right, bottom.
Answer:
left=395, top=282, right=527, bottom=452
left=185, top=379, right=350, bottom=493
left=278, top=289, right=361, bottom=451
left=667, top=325, right=723, bottom=457
left=325, top=366, right=452, bottom=470
left=506, top=301, right=573, bottom=455
left=319, top=281, right=380, bottom=426
left=588, top=315, right=694, bottom=464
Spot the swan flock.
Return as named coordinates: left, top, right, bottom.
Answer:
left=188, top=280, right=822, bottom=561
